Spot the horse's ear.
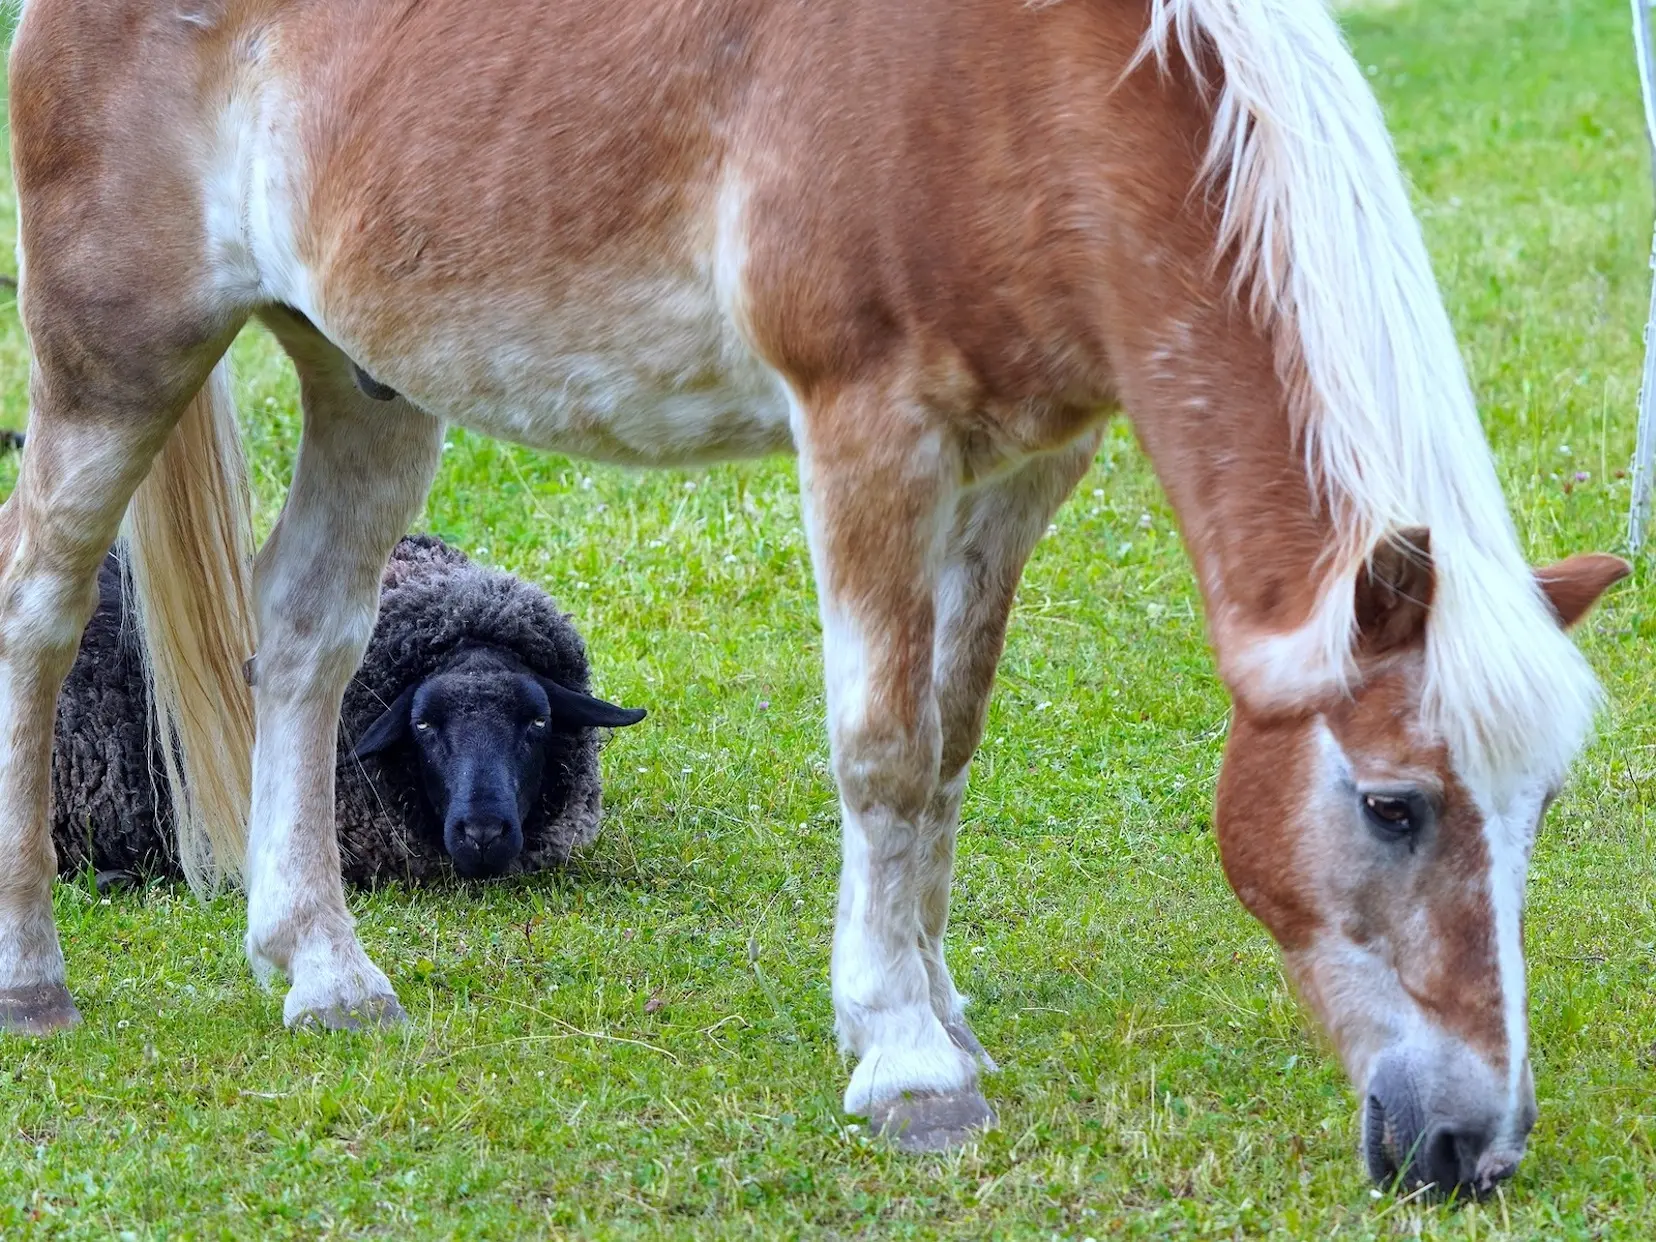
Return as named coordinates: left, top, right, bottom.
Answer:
left=1354, top=527, right=1434, bottom=656
left=352, top=684, right=418, bottom=758
left=1534, top=553, right=1629, bottom=629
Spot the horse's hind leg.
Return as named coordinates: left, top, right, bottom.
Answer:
left=243, top=311, right=443, bottom=1028
left=919, top=434, right=1100, bottom=1065
left=0, top=413, right=189, bottom=1032
left=0, top=296, right=235, bottom=1034
left=0, top=0, right=257, bottom=1032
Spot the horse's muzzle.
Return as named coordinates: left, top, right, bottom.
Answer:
left=1362, top=1054, right=1530, bottom=1197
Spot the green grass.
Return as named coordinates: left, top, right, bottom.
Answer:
left=0, top=0, right=1653, bottom=1236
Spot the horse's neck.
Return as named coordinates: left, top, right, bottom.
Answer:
left=1107, top=286, right=1346, bottom=707
left=1048, top=31, right=1345, bottom=709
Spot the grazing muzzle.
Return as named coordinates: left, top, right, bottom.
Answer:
left=1227, top=698, right=1550, bottom=1197
left=1213, top=533, right=1626, bottom=1192
left=352, top=644, right=646, bottom=878
left=1363, top=1048, right=1534, bottom=1196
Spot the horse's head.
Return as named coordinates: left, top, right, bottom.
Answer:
left=1215, top=532, right=1626, bottom=1195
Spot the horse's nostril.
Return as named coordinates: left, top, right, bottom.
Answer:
left=1363, top=1060, right=1424, bottom=1188
left=1424, top=1125, right=1465, bottom=1189
left=1364, top=1094, right=1399, bottom=1184
left=1421, top=1123, right=1491, bottom=1194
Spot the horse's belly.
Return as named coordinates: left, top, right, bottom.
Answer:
left=443, top=361, right=797, bottom=468
left=339, top=271, right=795, bottom=467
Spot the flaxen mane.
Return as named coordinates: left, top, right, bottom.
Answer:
left=1140, top=0, right=1599, bottom=793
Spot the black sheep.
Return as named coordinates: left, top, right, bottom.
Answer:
left=52, top=535, right=645, bottom=887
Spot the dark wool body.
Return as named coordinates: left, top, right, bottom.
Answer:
left=51, top=536, right=608, bottom=886
left=51, top=556, right=176, bottom=879
left=336, top=535, right=605, bottom=884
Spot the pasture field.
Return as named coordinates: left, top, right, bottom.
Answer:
left=0, top=0, right=1653, bottom=1236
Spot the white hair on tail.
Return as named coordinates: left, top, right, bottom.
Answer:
left=1137, top=0, right=1599, bottom=795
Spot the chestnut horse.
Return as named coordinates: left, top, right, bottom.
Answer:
left=0, top=0, right=1627, bottom=1191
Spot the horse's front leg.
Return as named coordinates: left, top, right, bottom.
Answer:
left=920, top=433, right=1101, bottom=1068
left=243, top=315, right=444, bottom=1027
left=797, top=384, right=991, bottom=1150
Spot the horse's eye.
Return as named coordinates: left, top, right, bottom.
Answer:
left=414, top=720, right=432, bottom=732
left=1361, top=792, right=1423, bottom=839
left=530, top=717, right=548, bottom=730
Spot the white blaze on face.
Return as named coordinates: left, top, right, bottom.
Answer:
left=1471, top=777, right=1546, bottom=1151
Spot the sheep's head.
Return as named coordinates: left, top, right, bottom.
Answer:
left=352, top=645, right=646, bottom=877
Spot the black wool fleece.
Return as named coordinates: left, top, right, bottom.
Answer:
left=52, top=535, right=618, bottom=887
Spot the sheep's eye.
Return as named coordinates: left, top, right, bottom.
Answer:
left=1361, top=792, right=1426, bottom=841
left=414, top=720, right=432, bottom=732
left=530, top=718, right=548, bottom=730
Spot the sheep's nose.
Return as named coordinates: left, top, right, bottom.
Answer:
left=458, top=816, right=509, bottom=850
left=446, top=813, right=518, bottom=878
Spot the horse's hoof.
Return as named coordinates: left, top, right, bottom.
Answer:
left=289, top=993, right=407, bottom=1032
left=945, top=1020, right=1000, bottom=1073
left=0, top=983, right=82, bottom=1035
left=868, top=1088, right=996, bottom=1152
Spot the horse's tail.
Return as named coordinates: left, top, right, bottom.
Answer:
left=125, top=359, right=257, bottom=893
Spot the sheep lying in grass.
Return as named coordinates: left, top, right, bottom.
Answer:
left=53, top=535, right=646, bottom=887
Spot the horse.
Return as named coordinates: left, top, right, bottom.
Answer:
left=0, top=0, right=1627, bottom=1192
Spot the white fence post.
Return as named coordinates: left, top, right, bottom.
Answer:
left=1626, top=0, right=1656, bottom=552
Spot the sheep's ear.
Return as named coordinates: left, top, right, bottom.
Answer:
left=352, top=684, right=419, bottom=758
left=538, top=677, right=647, bottom=729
